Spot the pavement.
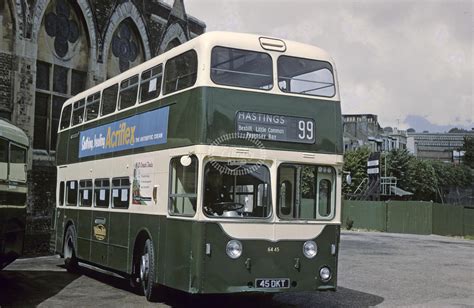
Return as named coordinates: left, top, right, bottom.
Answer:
left=0, top=231, right=473, bottom=307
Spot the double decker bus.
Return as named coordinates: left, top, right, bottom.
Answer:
left=52, top=32, right=343, bottom=300
left=0, top=120, right=28, bottom=269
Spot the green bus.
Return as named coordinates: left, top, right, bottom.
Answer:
left=51, top=32, right=343, bottom=300
left=0, top=119, right=29, bottom=269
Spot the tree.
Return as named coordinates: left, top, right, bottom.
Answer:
left=430, top=159, right=472, bottom=202
left=462, top=136, right=474, bottom=168
left=386, top=149, right=413, bottom=190
left=448, top=127, right=468, bottom=133
left=406, top=159, right=437, bottom=201
left=342, top=147, right=371, bottom=195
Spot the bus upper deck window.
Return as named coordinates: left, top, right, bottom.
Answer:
left=0, top=139, right=7, bottom=181
left=140, top=64, right=162, bottom=103
left=163, top=50, right=197, bottom=95
left=60, top=104, right=72, bottom=130
left=101, top=84, right=118, bottom=116
left=0, top=138, right=7, bottom=163
left=10, top=144, right=26, bottom=164
left=119, top=75, right=139, bottom=110
left=8, top=144, right=26, bottom=182
left=277, top=56, right=335, bottom=97
left=85, top=92, right=100, bottom=122
left=211, top=47, right=273, bottom=90
left=71, top=99, right=85, bottom=126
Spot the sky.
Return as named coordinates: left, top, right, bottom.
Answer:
left=179, top=0, right=473, bottom=133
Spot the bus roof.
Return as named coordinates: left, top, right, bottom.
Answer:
left=62, top=31, right=338, bottom=108
left=0, top=119, right=29, bottom=147
left=201, top=31, right=335, bottom=63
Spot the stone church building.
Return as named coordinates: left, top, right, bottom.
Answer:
left=0, top=0, right=205, bottom=250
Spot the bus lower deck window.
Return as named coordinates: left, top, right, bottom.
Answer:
left=79, top=179, right=93, bottom=207
left=169, top=156, right=198, bottom=216
left=66, top=180, right=78, bottom=206
left=94, top=178, right=110, bottom=208
left=59, top=181, right=65, bottom=206
left=112, top=177, right=130, bottom=208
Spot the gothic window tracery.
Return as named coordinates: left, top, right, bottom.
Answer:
left=107, top=19, right=144, bottom=78
left=34, top=0, right=89, bottom=151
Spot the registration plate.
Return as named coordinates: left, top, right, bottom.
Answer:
left=255, top=278, right=290, bottom=289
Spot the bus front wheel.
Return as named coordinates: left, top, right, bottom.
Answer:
left=140, top=239, right=161, bottom=301
left=63, top=225, right=78, bottom=272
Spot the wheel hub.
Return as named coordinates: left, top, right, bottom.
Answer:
left=64, top=237, right=73, bottom=259
left=140, top=253, right=149, bottom=281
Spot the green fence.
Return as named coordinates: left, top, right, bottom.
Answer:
left=342, top=200, right=473, bottom=237
left=342, top=201, right=386, bottom=231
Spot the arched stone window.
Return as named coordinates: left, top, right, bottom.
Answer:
left=158, top=23, right=188, bottom=54
left=34, top=0, right=90, bottom=151
left=107, top=18, right=145, bottom=79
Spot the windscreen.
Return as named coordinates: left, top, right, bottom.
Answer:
left=203, top=161, right=271, bottom=219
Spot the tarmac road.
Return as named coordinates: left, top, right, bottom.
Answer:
left=1, top=231, right=473, bottom=307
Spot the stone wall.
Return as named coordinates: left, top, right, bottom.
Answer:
left=0, top=53, right=15, bottom=118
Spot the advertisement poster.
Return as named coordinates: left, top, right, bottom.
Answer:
left=79, top=107, right=169, bottom=158
left=132, top=158, right=154, bottom=205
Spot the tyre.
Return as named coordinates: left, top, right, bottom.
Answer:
left=140, top=239, right=162, bottom=301
left=63, top=225, right=78, bottom=272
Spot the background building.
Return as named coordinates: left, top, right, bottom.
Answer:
left=0, top=0, right=205, bottom=252
left=407, top=131, right=474, bottom=162
left=342, top=114, right=407, bottom=153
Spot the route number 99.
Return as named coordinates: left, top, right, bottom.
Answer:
left=298, top=120, right=314, bottom=141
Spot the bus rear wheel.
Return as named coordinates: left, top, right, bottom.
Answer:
left=140, top=239, right=161, bottom=301
left=63, top=225, right=78, bottom=272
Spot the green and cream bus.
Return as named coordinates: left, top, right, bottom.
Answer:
left=0, top=119, right=28, bottom=269
left=52, top=32, right=343, bottom=300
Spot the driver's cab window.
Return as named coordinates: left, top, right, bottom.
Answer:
left=169, top=155, right=198, bottom=216
left=203, top=161, right=271, bottom=219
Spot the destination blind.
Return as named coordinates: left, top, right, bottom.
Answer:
left=235, top=111, right=315, bottom=144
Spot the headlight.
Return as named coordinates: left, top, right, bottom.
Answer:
left=303, top=240, right=317, bottom=259
left=226, top=240, right=243, bottom=259
left=319, top=266, right=331, bottom=282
